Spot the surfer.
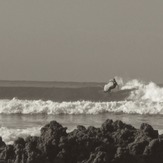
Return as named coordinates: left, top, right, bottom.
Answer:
left=104, top=78, right=119, bottom=93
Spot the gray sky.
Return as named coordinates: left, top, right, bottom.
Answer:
left=0, top=1, right=163, bottom=83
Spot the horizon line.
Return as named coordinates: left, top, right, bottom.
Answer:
left=0, top=79, right=105, bottom=84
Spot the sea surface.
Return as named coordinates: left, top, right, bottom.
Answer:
left=0, top=78, right=163, bottom=144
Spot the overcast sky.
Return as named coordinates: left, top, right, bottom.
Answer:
left=0, top=1, right=163, bottom=83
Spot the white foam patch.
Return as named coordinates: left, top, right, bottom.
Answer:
left=0, top=126, right=41, bottom=144
left=158, top=130, right=163, bottom=135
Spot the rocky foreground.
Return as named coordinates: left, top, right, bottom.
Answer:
left=0, top=120, right=163, bottom=163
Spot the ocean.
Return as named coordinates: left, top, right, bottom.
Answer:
left=0, top=78, right=163, bottom=144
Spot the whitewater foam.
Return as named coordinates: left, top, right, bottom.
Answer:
left=0, top=98, right=162, bottom=115
left=0, top=126, right=41, bottom=144
left=121, top=78, right=163, bottom=102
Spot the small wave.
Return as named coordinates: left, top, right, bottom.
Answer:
left=0, top=98, right=163, bottom=115
left=0, top=126, right=41, bottom=144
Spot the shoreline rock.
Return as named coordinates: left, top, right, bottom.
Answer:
left=0, top=119, right=162, bottom=163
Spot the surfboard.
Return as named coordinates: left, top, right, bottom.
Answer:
left=104, top=82, right=114, bottom=92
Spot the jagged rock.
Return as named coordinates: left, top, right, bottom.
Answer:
left=77, top=125, right=86, bottom=131
left=140, top=123, right=158, bottom=139
left=112, top=120, right=135, bottom=131
left=129, top=140, right=148, bottom=155
left=112, top=128, right=135, bottom=146
left=4, top=145, right=15, bottom=161
left=40, top=121, right=67, bottom=143
left=113, top=147, right=134, bottom=163
left=159, top=134, right=163, bottom=139
left=82, top=150, right=109, bottom=163
left=101, top=119, right=114, bottom=133
left=0, top=137, right=6, bottom=154
left=40, top=121, right=67, bottom=162
left=0, top=119, right=162, bottom=163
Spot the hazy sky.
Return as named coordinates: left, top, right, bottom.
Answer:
left=0, top=1, right=163, bottom=83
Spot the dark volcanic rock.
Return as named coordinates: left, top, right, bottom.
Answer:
left=0, top=137, right=6, bottom=153
left=0, top=119, right=162, bottom=163
left=40, top=121, right=68, bottom=162
left=140, top=123, right=158, bottom=139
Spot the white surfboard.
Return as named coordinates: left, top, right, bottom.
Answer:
left=104, top=82, right=114, bottom=92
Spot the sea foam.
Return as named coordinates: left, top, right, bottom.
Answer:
left=0, top=126, right=41, bottom=144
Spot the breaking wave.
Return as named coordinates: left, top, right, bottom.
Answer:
left=121, top=79, right=163, bottom=102
left=0, top=78, right=162, bottom=115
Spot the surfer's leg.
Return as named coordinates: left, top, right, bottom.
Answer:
left=108, top=89, right=111, bottom=93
